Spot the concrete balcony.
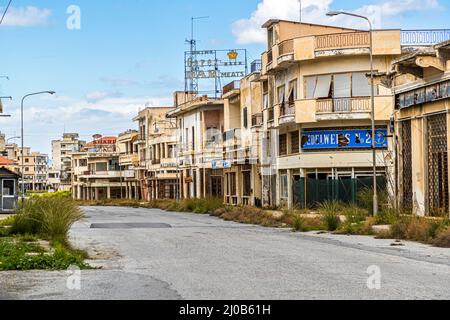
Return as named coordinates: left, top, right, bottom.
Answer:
left=251, top=113, right=263, bottom=127
left=119, top=154, right=139, bottom=166
left=295, top=96, right=393, bottom=123
left=80, top=171, right=123, bottom=179
left=279, top=103, right=296, bottom=126
left=262, top=30, right=402, bottom=75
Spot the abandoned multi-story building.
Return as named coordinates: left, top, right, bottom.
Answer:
left=392, top=39, right=450, bottom=216
left=51, top=133, right=86, bottom=191
left=117, top=130, right=141, bottom=200
left=167, top=93, right=225, bottom=200
left=72, top=135, right=129, bottom=200
left=134, top=106, right=178, bottom=201
left=256, top=20, right=402, bottom=209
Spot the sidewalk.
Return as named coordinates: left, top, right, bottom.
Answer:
left=296, top=231, right=450, bottom=266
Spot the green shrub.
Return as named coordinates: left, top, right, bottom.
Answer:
left=375, top=207, right=399, bottom=225
left=11, top=197, right=84, bottom=244
left=292, top=216, right=305, bottom=232
left=318, top=200, right=342, bottom=232
left=357, top=188, right=388, bottom=215
left=318, top=200, right=342, bottom=214
left=323, top=212, right=341, bottom=231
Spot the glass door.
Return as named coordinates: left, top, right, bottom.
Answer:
left=2, top=179, right=16, bottom=212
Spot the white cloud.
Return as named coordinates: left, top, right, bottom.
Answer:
left=0, top=94, right=173, bottom=154
left=1, top=6, right=52, bottom=27
left=232, top=0, right=441, bottom=44
left=85, top=91, right=123, bottom=103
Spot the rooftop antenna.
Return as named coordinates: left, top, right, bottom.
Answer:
left=0, top=0, right=13, bottom=25
left=298, top=0, right=302, bottom=22
left=185, top=16, right=209, bottom=94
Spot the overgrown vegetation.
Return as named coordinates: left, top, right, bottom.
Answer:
left=12, top=195, right=84, bottom=245
left=0, top=192, right=91, bottom=271
left=0, top=236, right=91, bottom=271
left=78, top=195, right=450, bottom=248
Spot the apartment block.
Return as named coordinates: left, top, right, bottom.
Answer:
left=133, top=107, right=177, bottom=201
left=167, top=93, right=225, bottom=199
left=72, top=135, right=128, bottom=200
left=5, top=144, right=49, bottom=192
left=117, top=130, right=140, bottom=200
left=51, top=133, right=86, bottom=191
left=256, top=20, right=402, bottom=209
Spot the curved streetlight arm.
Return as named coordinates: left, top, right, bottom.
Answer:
left=20, top=91, right=56, bottom=202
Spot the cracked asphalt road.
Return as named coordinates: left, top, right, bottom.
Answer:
left=1, top=206, right=450, bottom=300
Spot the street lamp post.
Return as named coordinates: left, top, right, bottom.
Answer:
left=20, top=91, right=55, bottom=202
left=326, top=11, right=378, bottom=216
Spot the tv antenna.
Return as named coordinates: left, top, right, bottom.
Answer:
left=185, top=16, right=209, bottom=94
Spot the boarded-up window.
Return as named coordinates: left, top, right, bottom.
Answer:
left=243, top=107, right=248, bottom=129
left=243, top=171, right=251, bottom=197
left=279, top=134, right=287, bottom=156
left=290, top=131, right=300, bottom=154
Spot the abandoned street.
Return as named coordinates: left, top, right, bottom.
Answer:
left=1, top=206, right=450, bottom=300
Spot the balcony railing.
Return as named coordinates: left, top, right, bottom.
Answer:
left=279, top=39, right=294, bottom=56
left=251, top=113, right=263, bottom=127
left=316, top=32, right=370, bottom=51
left=316, top=98, right=371, bottom=113
left=401, top=29, right=450, bottom=45
left=250, top=60, right=262, bottom=73
left=223, top=80, right=240, bottom=95
left=280, top=103, right=295, bottom=116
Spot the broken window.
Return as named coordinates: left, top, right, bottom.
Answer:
left=263, top=93, right=269, bottom=109
left=280, top=171, right=288, bottom=199
left=288, top=79, right=298, bottom=105
left=277, top=85, right=286, bottom=105
left=314, top=75, right=332, bottom=99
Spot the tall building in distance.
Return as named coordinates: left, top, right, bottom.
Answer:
left=51, top=133, right=86, bottom=191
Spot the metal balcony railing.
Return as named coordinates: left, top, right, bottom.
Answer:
left=250, top=60, right=262, bottom=73
left=279, top=39, right=294, bottom=56
left=401, top=29, right=450, bottom=45
left=280, top=103, right=295, bottom=116
left=223, top=80, right=240, bottom=95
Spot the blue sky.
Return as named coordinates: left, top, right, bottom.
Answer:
left=0, top=0, right=448, bottom=156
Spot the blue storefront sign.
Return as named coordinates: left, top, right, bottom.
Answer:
left=301, top=129, right=388, bottom=150
left=212, top=160, right=232, bottom=170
